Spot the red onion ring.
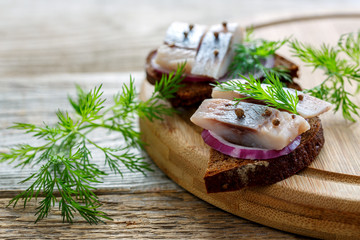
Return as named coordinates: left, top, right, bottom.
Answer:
left=201, top=129, right=301, bottom=160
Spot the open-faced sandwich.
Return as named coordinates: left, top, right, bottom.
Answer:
left=190, top=78, right=331, bottom=193
left=146, top=21, right=299, bottom=107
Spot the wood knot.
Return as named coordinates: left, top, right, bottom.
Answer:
left=213, top=31, right=219, bottom=40
left=298, top=94, right=304, bottom=101
left=235, top=108, right=245, bottom=119
left=222, top=21, right=227, bottom=29
left=272, top=118, right=280, bottom=126
left=292, top=114, right=296, bottom=119
left=213, top=49, right=219, bottom=57
left=126, top=221, right=136, bottom=226
left=183, top=31, right=188, bottom=39
left=189, top=24, right=194, bottom=31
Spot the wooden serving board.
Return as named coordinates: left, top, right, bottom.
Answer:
left=139, top=16, right=360, bottom=239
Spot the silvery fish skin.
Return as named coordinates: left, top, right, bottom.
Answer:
left=191, top=23, right=243, bottom=79
left=212, top=79, right=332, bottom=118
left=190, top=99, right=310, bottom=150
left=154, top=45, right=196, bottom=74
left=164, top=22, right=207, bottom=50
left=209, top=22, right=243, bottom=47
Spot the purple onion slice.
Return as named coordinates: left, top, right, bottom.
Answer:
left=201, top=129, right=301, bottom=160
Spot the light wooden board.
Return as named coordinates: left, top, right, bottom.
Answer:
left=139, top=16, right=360, bottom=239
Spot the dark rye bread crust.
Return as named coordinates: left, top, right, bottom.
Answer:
left=204, top=117, right=324, bottom=193
left=146, top=50, right=300, bottom=107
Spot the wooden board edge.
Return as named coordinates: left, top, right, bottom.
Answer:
left=250, top=12, right=360, bottom=30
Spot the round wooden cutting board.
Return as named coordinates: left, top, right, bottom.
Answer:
left=139, top=15, right=360, bottom=239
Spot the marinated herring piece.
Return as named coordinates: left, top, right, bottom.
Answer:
left=190, top=99, right=310, bottom=150
left=154, top=45, right=196, bottom=74
left=209, top=22, right=243, bottom=47
left=191, top=32, right=233, bottom=79
left=191, top=24, right=243, bottom=79
left=164, top=22, right=207, bottom=50
left=212, top=80, right=332, bottom=118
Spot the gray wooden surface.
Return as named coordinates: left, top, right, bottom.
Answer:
left=1, top=0, right=360, bottom=76
left=0, top=73, right=309, bottom=239
left=1, top=0, right=359, bottom=239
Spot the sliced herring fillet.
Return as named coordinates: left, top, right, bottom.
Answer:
left=154, top=45, right=196, bottom=74
left=191, top=32, right=233, bottom=79
left=190, top=99, right=310, bottom=150
left=209, top=22, right=243, bottom=47
left=164, top=22, right=207, bottom=50
left=212, top=79, right=332, bottom=118
left=191, top=23, right=243, bottom=79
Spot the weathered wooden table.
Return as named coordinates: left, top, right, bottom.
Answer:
left=1, top=1, right=360, bottom=239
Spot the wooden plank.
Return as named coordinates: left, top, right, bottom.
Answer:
left=0, top=191, right=309, bottom=240
left=0, top=0, right=359, bottom=77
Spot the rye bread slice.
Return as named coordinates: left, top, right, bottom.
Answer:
left=204, top=117, right=324, bottom=193
left=145, top=50, right=299, bottom=108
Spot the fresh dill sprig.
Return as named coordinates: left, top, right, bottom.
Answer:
left=0, top=64, right=185, bottom=224
left=215, top=73, right=299, bottom=114
left=228, top=29, right=291, bottom=81
left=290, top=32, right=360, bottom=122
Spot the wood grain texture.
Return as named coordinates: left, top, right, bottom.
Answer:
left=0, top=73, right=308, bottom=239
left=0, top=0, right=360, bottom=77
left=0, top=191, right=310, bottom=240
left=1, top=0, right=360, bottom=239
left=139, top=17, right=360, bottom=239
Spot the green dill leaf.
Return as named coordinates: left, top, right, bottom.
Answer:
left=215, top=73, right=299, bottom=114
left=228, top=31, right=291, bottom=81
left=153, top=62, right=185, bottom=100
left=1, top=64, right=186, bottom=224
left=338, top=31, right=360, bottom=65
left=244, top=26, right=255, bottom=42
left=356, top=84, right=360, bottom=94
left=290, top=34, right=360, bottom=122
left=68, top=84, right=105, bottom=121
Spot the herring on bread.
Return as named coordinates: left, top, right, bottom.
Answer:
left=190, top=80, right=330, bottom=193
left=145, top=21, right=299, bottom=108
left=205, top=117, right=324, bottom=193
